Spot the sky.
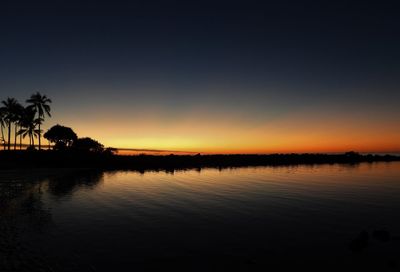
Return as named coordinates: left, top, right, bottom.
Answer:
left=1, top=0, right=399, bottom=153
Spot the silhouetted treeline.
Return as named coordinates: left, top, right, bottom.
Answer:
left=1, top=94, right=109, bottom=154
left=43, top=124, right=110, bottom=153
left=0, top=93, right=51, bottom=151
left=0, top=151, right=398, bottom=171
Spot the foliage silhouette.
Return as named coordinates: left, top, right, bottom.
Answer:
left=0, top=151, right=398, bottom=171
left=26, top=92, right=52, bottom=150
left=12, top=102, right=24, bottom=150
left=0, top=98, right=20, bottom=150
left=14, top=103, right=26, bottom=150
left=44, top=124, right=77, bottom=150
left=18, top=107, right=41, bottom=149
left=0, top=93, right=52, bottom=151
left=73, top=137, right=104, bottom=153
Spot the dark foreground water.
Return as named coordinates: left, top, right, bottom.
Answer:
left=1, top=162, right=400, bottom=271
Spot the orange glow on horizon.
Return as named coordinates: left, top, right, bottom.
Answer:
left=38, top=106, right=400, bottom=155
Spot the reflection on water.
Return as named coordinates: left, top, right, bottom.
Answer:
left=47, top=171, right=104, bottom=198
left=1, top=163, right=400, bottom=271
left=0, top=170, right=103, bottom=271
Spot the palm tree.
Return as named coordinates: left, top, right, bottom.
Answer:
left=1, top=98, right=19, bottom=150
left=18, top=107, right=40, bottom=148
left=0, top=108, right=6, bottom=150
left=26, top=92, right=51, bottom=150
left=13, top=103, right=24, bottom=150
left=15, top=105, right=27, bottom=150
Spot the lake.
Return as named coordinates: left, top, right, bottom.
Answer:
left=1, top=162, right=400, bottom=271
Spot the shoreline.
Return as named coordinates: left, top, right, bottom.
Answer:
left=0, top=151, right=399, bottom=171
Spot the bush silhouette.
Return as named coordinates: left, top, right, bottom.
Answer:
left=44, top=125, right=77, bottom=150
left=73, top=137, right=104, bottom=153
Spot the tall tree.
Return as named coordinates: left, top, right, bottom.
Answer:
left=26, top=92, right=52, bottom=150
left=1, top=98, right=19, bottom=150
left=0, top=108, right=6, bottom=150
left=18, top=107, right=40, bottom=148
left=13, top=103, right=24, bottom=150
left=44, top=125, right=77, bottom=150
left=17, top=108, right=23, bottom=150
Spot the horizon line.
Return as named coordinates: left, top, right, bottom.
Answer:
left=3, top=143, right=400, bottom=155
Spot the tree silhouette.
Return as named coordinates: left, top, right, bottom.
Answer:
left=44, top=125, right=77, bottom=150
left=73, top=137, right=105, bottom=153
left=0, top=98, right=19, bottom=150
left=15, top=105, right=26, bottom=150
left=18, top=107, right=40, bottom=148
left=26, top=92, right=52, bottom=150
left=13, top=103, right=24, bottom=150
left=0, top=108, right=5, bottom=150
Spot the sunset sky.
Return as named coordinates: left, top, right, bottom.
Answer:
left=1, top=1, right=399, bottom=153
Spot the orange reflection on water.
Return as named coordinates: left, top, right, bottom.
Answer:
left=98, top=162, right=400, bottom=202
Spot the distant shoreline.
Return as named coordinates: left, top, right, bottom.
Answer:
left=0, top=151, right=399, bottom=171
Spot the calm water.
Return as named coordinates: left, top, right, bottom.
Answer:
left=1, top=162, right=400, bottom=271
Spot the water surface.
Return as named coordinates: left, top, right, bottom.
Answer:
left=1, top=162, right=400, bottom=271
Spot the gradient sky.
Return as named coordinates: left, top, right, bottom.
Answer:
left=1, top=1, right=399, bottom=153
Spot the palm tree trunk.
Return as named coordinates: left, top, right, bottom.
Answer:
left=38, top=122, right=41, bottom=150
left=7, top=122, right=11, bottom=150
left=20, top=134, right=22, bottom=150
left=1, top=126, right=5, bottom=150
left=14, top=124, right=17, bottom=150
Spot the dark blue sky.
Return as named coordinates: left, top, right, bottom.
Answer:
left=1, top=0, right=399, bottom=152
